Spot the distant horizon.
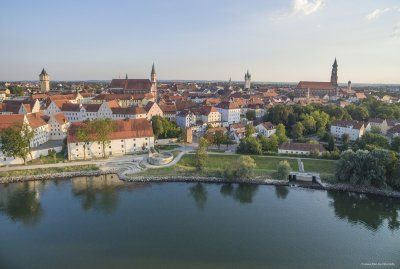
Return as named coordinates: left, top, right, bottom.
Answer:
left=1, top=0, right=399, bottom=83
left=3, top=78, right=400, bottom=87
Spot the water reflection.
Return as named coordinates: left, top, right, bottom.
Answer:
left=189, top=183, right=207, bottom=209
left=328, top=191, right=400, bottom=231
left=275, top=186, right=289, bottom=199
left=0, top=181, right=45, bottom=225
left=71, top=175, right=124, bottom=214
left=219, top=183, right=259, bottom=204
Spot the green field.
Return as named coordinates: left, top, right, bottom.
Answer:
left=137, top=153, right=337, bottom=179
left=0, top=165, right=99, bottom=178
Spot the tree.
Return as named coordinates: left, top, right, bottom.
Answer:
left=21, top=123, right=34, bottom=161
left=236, top=156, right=256, bottom=179
left=246, top=110, right=256, bottom=121
left=91, top=118, right=117, bottom=158
left=76, top=121, right=93, bottom=160
left=266, top=134, right=279, bottom=152
left=237, top=137, right=262, bottom=155
left=301, top=114, right=317, bottom=134
left=311, top=110, right=330, bottom=130
left=212, top=131, right=224, bottom=149
left=291, top=122, right=305, bottom=140
left=275, top=123, right=288, bottom=144
left=390, top=136, right=400, bottom=152
left=327, top=134, right=336, bottom=151
left=342, top=133, right=350, bottom=150
left=195, top=138, right=208, bottom=171
left=226, top=156, right=257, bottom=180
left=354, top=132, right=390, bottom=151
left=0, top=124, right=31, bottom=165
left=335, top=149, right=397, bottom=187
left=245, top=124, right=256, bottom=138
left=151, top=116, right=164, bottom=139
left=222, top=133, right=233, bottom=149
left=276, top=160, right=291, bottom=180
left=48, top=149, right=57, bottom=163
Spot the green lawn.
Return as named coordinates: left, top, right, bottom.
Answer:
left=302, top=159, right=337, bottom=177
left=136, top=153, right=338, bottom=179
left=0, top=165, right=99, bottom=178
left=28, top=152, right=66, bottom=165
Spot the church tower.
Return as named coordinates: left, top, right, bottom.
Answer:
left=244, top=70, right=251, bottom=90
left=330, top=58, right=338, bottom=87
left=150, top=63, right=157, bottom=98
left=39, top=68, right=50, bottom=92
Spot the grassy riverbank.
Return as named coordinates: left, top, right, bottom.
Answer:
left=138, top=153, right=337, bottom=179
left=0, top=165, right=99, bottom=178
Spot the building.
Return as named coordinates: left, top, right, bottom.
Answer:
left=39, top=68, right=50, bottom=92
left=0, top=99, right=41, bottom=115
left=244, top=70, right=251, bottom=90
left=109, top=64, right=157, bottom=96
left=330, top=120, right=366, bottom=141
left=296, top=59, right=339, bottom=97
left=278, top=142, right=326, bottom=156
left=255, top=122, right=276, bottom=138
left=144, top=101, right=163, bottom=120
left=216, top=101, right=240, bottom=125
left=366, top=118, right=388, bottom=134
left=230, top=123, right=247, bottom=143
left=199, top=106, right=221, bottom=127
left=175, top=110, right=196, bottom=128
left=67, top=118, right=154, bottom=160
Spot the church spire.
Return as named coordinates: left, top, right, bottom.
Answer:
left=331, top=58, right=338, bottom=87
left=151, top=63, right=156, bottom=75
left=125, top=73, right=128, bottom=80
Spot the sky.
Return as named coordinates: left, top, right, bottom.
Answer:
left=0, top=0, right=399, bottom=83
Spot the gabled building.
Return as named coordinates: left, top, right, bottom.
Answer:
left=255, top=122, right=276, bottom=138
left=67, top=118, right=154, bottom=160
left=144, top=101, right=163, bottom=120
left=199, top=106, right=221, bottom=127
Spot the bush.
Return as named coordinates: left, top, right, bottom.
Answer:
left=276, top=161, right=291, bottom=180
left=224, top=156, right=257, bottom=180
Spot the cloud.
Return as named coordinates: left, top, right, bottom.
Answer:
left=271, top=0, right=324, bottom=20
left=391, top=23, right=400, bottom=39
left=293, top=0, right=325, bottom=16
left=365, top=8, right=390, bottom=20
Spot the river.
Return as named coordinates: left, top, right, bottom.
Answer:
left=0, top=175, right=399, bottom=269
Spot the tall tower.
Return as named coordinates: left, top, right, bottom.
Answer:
left=150, top=63, right=157, bottom=98
left=330, top=58, right=338, bottom=87
left=244, top=70, right=251, bottom=90
left=39, top=68, right=50, bottom=92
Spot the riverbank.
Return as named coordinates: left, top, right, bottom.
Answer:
left=1, top=169, right=399, bottom=199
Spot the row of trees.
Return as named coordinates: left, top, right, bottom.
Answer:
left=335, top=149, right=400, bottom=190
left=75, top=118, right=116, bottom=159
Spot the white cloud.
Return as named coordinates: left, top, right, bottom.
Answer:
left=365, top=8, right=390, bottom=20
left=293, top=0, right=324, bottom=16
left=391, top=23, right=400, bottom=39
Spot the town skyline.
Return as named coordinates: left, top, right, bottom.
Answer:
left=1, top=0, right=400, bottom=83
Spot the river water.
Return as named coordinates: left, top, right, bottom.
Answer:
left=0, top=175, right=399, bottom=269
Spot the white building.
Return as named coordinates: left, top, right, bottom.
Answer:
left=330, top=120, right=366, bottom=141
left=278, top=142, right=326, bottom=156
left=67, top=118, right=154, bottom=160
left=255, top=122, right=276, bottom=138
left=199, top=106, right=221, bottom=127
left=175, top=110, right=196, bottom=128
left=216, top=102, right=240, bottom=124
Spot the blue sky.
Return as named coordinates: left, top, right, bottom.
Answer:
left=1, top=0, right=399, bottom=83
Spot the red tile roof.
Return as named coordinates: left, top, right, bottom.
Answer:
left=297, top=81, right=335, bottom=90
left=67, top=118, right=153, bottom=142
